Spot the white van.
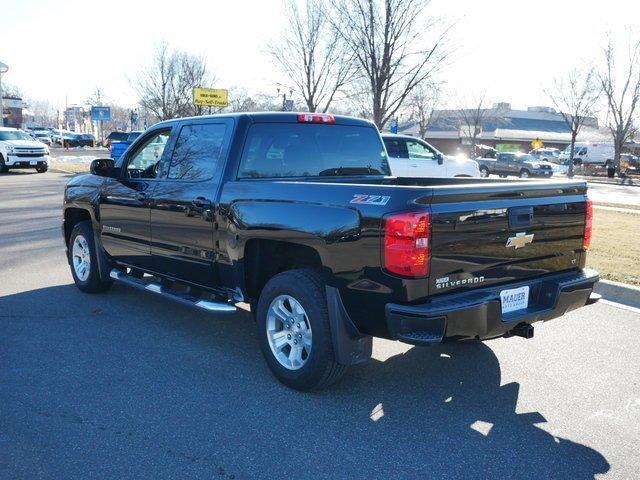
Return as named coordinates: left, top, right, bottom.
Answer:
left=559, top=142, right=614, bottom=166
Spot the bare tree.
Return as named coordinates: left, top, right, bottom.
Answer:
left=334, top=0, right=450, bottom=129
left=270, top=0, right=354, bottom=112
left=545, top=68, right=601, bottom=177
left=458, top=93, right=488, bottom=158
left=409, top=83, right=440, bottom=138
left=134, top=42, right=212, bottom=120
left=599, top=34, right=640, bottom=170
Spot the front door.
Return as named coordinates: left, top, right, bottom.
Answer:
left=99, top=128, right=173, bottom=271
left=405, top=139, right=443, bottom=177
left=150, top=120, right=233, bottom=288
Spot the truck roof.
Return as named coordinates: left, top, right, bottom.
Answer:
left=153, top=112, right=375, bottom=129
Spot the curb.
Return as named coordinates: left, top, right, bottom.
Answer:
left=594, top=280, right=640, bottom=309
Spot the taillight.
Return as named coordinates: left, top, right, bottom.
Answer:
left=297, top=113, right=335, bottom=124
left=583, top=198, right=593, bottom=249
left=383, top=211, right=431, bottom=277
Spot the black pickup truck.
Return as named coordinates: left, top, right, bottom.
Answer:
left=62, top=112, right=599, bottom=390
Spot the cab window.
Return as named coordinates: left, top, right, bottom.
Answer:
left=167, top=123, right=227, bottom=181
left=406, top=140, right=435, bottom=160
left=126, top=130, right=171, bottom=179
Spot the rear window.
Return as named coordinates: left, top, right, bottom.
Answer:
left=238, top=123, right=390, bottom=178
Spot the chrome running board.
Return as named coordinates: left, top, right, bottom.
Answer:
left=109, top=268, right=237, bottom=314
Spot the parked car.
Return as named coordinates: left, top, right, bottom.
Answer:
left=559, top=142, right=615, bottom=166
left=105, top=131, right=129, bottom=149
left=109, top=131, right=143, bottom=160
left=31, top=130, right=52, bottom=146
left=61, top=112, right=599, bottom=391
left=77, top=133, right=96, bottom=147
left=530, top=147, right=561, bottom=163
left=620, top=153, right=639, bottom=175
left=382, top=134, right=480, bottom=177
left=476, top=152, right=554, bottom=178
left=0, top=127, right=51, bottom=173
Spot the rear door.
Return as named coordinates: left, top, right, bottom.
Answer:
left=150, top=119, right=234, bottom=287
left=383, top=137, right=412, bottom=176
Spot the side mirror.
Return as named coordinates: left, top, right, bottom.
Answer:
left=436, top=153, right=444, bottom=165
left=90, top=158, right=116, bottom=177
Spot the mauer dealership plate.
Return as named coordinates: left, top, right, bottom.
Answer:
left=500, top=286, right=530, bottom=314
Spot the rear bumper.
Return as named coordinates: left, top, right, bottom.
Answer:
left=385, top=268, right=599, bottom=345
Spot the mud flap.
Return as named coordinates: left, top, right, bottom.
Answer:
left=326, top=286, right=372, bottom=366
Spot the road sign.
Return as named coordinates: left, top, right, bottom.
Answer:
left=389, top=118, right=398, bottom=134
left=193, top=87, right=228, bottom=107
left=91, top=106, right=111, bottom=121
left=283, top=99, right=294, bottom=112
left=531, top=137, right=544, bottom=149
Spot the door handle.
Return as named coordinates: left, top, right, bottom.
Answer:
left=192, top=197, right=212, bottom=208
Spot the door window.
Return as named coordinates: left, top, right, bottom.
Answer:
left=383, top=138, right=409, bottom=159
left=167, top=123, right=227, bottom=181
left=406, top=141, right=435, bottom=160
left=125, top=130, right=171, bottom=179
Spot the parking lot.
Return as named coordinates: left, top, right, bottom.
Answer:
left=1, top=171, right=639, bottom=479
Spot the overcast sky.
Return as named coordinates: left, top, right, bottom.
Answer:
left=1, top=0, right=638, bottom=112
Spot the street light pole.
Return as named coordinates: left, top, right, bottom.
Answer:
left=0, top=61, right=9, bottom=128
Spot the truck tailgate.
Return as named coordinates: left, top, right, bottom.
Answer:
left=427, top=181, right=587, bottom=295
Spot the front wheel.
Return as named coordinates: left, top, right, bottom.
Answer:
left=36, top=166, right=48, bottom=173
left=479, top=166, right=489, bottom=177
left=256, top=269, right=346, bottom=391
left=68, top=221, right=113, bottom=293
left=519, top=169, right=530, bottom=178
left=0, top=156, right=8, bottom=173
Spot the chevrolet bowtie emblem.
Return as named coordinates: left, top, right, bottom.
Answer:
left=506, top=232, right=534, bottom=249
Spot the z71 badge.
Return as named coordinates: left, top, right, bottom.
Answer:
left=350, top=194, right=391, bottom=205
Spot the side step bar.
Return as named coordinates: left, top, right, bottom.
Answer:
left=109, top=269, right=237, bottom=314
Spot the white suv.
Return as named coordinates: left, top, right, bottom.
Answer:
left=0, top=127, right=51, bottom=173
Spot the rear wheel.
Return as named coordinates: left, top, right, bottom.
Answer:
left=256, top=269, right=346, bottom=391
left=479, top=166, right=489, bottom=177
left=519, top=169, right=530, bottom=178
left=68, top=221, right=113, bottom=293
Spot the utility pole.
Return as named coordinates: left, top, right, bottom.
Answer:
left=0, top=61, right=8, bottom=127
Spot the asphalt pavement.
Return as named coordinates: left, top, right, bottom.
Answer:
left=1, top=171, right=639, bottom=479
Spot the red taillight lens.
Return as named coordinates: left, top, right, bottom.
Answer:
left=583, top=198, right=593, bottom=249
left=383, top=211, right=431, bottom=277
left=297, top=113, right=335, bottom=124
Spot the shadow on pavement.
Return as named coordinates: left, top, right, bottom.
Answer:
left=1, top=284, right=610, bottom=479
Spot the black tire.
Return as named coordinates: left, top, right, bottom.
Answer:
left=479, top=166, right=489, bottom=177
left=256, top=269, right=347, bottom=391
left=0, top=155, right=8, bottom=174
left=68, top=220, right=113, bottom=293
left=36, top=166, right=48, bottom=173
left=519, top=169, right=530, bottom=178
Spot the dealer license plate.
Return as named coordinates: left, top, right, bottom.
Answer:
left=500, top=286, right=529, bottom=314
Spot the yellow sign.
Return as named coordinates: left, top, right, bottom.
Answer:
left=193, top=87, right=228, bottom=107
left=531, top=137, right=544, bottom=150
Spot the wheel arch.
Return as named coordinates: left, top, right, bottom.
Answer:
left=242, top=238, right=326, bottom=302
